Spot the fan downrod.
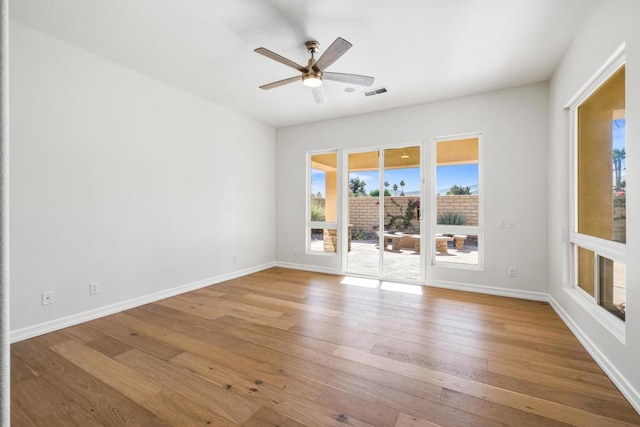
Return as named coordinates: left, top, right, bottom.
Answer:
left=305, top=41, right=320, bottom=55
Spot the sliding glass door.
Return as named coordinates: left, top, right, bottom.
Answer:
left=346, top=145, right=422, bottom=282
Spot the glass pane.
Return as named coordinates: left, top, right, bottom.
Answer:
left=309, top=228, right=337, bottom=253
left=598, top=257, right=626, bottom=321
left=436, top=138, right=479, bottom=226
left=577, top=246, right=595, bottom=297
left=310, top=153, right=337, bottom=222
left=435, top=234, right=479, bottom=265
left=347, top=151, right=380, bottom=276
left=577, top=66, right=625, bottom=243
left=382, top=147, right=421, bottom=280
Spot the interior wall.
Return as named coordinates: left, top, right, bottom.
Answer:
left=9, top=22, right=276, bottom=334
left=276, top=82, right=549, bottom=296
left=548, top=0, right=640, bottom=410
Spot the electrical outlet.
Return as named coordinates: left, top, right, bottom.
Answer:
left=41, top=291, right=54, bottom=305
left=499, top=219, right=507, bottom=228
left=293, top=248, right=299, bottom=256
left=508, top=218, right=517, bottom=229
left=507, top=267, right=517, bottom=277
left=233, top=255, right=238, bottom=263
left=89, top=281, right=100, bottom=295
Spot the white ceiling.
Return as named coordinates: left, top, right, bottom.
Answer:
left=11, top=0, right=595, bottom=128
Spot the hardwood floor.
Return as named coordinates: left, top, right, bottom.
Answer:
left=11, top=267, right=640, bottom=426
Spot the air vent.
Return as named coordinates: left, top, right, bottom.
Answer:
left=363, top=87, right=388, bottom=97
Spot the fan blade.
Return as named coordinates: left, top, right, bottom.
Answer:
left=323, top=72, right=375, bottom=86
left=313, top=37, right=352, bottom=71
left=254, top=47, right=308, bottom=72
left=312, top=86, right=327, bottom=103
left=259, top=76, right=301, bottom=90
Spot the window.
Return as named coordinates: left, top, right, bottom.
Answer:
left=569, top=54, right=626, bottom=327
left=432, top=134, right=482, bottom=267
left=307, top=151, right=338, bottom=254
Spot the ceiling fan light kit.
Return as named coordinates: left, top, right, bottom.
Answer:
left=302, top=75, right=323, bottom=88
left=255, top=37, right=375, bottom=102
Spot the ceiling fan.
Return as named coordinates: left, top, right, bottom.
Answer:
left=254, top=37, right=375, bottom=103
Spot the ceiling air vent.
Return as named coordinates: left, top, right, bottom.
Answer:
left=364, top=87, right=388, bottom=97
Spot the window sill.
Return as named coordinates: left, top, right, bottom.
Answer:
left=565, top=287, right=625, bottom=344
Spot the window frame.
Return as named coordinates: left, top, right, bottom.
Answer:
left=567, top=45, right=626, bottom=341
left=430, top=132, right=484, bottom=270
left=306, top=149, right=340, bottom=256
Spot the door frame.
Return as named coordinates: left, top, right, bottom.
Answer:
left=341, top=141, right=426, bottom=283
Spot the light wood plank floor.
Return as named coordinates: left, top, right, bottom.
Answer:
left=11, top=267, right=640, bottom=426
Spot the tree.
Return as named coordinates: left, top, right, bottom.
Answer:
left=613, top=148, right=626, bottom=191
left=446, top=185, right=471, bottom=195
left=392, top=183, right=398, bottom=195
left=310, top=198, right=325, bottom=221
left=399, top=180, right=406, bottom=196
left=384, top=181, right=390, bottom=192
left=349, top=176, right=367, bottom=196
left=371, top=189, right=391, bottom=197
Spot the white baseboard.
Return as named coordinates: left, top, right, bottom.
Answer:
left=10, top=262, right=276, bottom=343
left=277, top=262, right=549, bottom=302
left=425, top=279, right=549, bottom=302
left=274, top=261, right=342, bottom=276
left=548, top=294, right=640, bottom=414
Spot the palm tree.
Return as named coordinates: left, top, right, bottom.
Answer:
left=392, top=184, right=398, bottom=195
left=384, top=181, right=390, bottom=191
left=613, top=148, right=626, bottom=191
left=399, top=180, right=405, bottom=196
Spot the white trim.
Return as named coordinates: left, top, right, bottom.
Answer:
left=564, top=43, right=626, bottom=108
left=10, top=262, right=276, bottom=343
left=281, top=262, right=547, bottom=301
left=307, top=149, right=340, bottom=256
left=342, top=142, right=425, bottom=280
left=275, top=261, right=342, bottom=276
left=430, top=132, right=484, bottom=269
left=0, top=0, right=8, bottom=423
left=548, top=294, right=639, bottom=414
left=378, top=148, right=384, bottom=276
left=566, top=46, right=627, bottom=343
left=570, top=232, right=626, bottom=262
left=566, top=284, right=625, bottom=343
left=425, top=279, right=548, bottom=302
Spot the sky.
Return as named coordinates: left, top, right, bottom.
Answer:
left=613, top=119, right=626, bottom=184
left=613, top=119, right=626, bottom=150
left=312, top=164, right=479, bottom=196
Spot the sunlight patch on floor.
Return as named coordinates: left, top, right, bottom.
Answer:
left=380, top=281, right=423, bottom=295
left=341, top=276, right=379, bottom=288
left=341, top=276, right=423, bottom=295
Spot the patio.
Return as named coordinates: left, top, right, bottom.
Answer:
left=346, top=239, right=479, bottom=281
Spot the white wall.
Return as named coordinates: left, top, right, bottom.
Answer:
left=548, top=0, right=640, bottom=410
left=276, top=83, right=549, bottom=297
left=9, top=22, right=276, bottom=335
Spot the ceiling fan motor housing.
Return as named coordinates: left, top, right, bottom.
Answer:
left=305, top=40, right=320, bottom=54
